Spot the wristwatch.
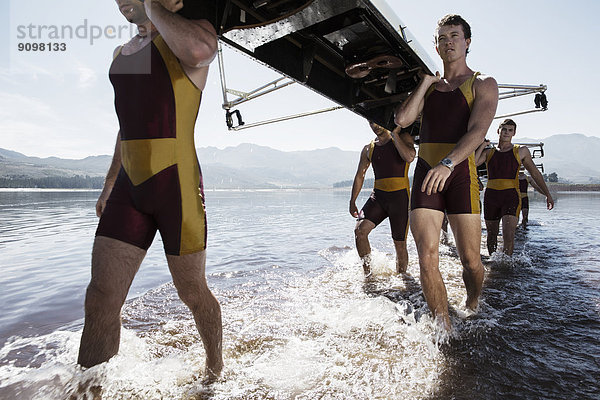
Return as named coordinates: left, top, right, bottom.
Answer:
left=440, top=157, right=454, bottom=172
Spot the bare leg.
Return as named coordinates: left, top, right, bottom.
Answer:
left=410, top=209, right=450, bottom=328
left=521, top=208, right=529, bottom=227
left=354, top=219, right=376, bottom=275
left=501, top=215, right=518, bottom=256
left=440, top=213, right=449, bottom=244
left=485, top=219, right=500, bottom=256
left=167, top=250, right=223, bottom=381
left=78, top=236, right=146, bottom=368
left=393, top=239, right=408, bottom=274
left=448, top=214, right=485, bottom=311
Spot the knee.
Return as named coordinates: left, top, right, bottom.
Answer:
left=179, top=288, right=221, bottom=320
left=486, top=222, right=499, bottom=234
left=415, top=238, right=437, bottom=258
left=416, top=246, right=438, bottom=269
left=176, top=283, right=215, bottom=312
left=177, top=285, right=200, bottom=309
left=460, top=256, right=482, bottom=274
left=354, top=224, right=370, bottom=240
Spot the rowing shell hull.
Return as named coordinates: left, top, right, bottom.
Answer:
left=179, top=0, right=437, bottom=132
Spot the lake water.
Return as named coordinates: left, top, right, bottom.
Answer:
left=0, top=189, right=599, bottom=399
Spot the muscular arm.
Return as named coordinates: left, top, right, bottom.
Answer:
left=96, top=133, right=122, bottom=217
left=144, top=0, right=218, bottom=69
left=349, top=145, right=371, bottom=217
left=474, top=140, right=491, bottom=166
left=391, top=129, right=416, bottom=163
left=445, top=76, right=498, bottom=167
left=394, top=72, right=441, bottom=128
left=526, top=174, right=545, bottom=194
left=421, top=75, right=499, bottom=194
left=520, top=147, right=554, bottom=210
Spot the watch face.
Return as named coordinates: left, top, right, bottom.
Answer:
left=442, top=158, right=453, bottom=170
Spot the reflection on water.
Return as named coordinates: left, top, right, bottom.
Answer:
left=0, top=190, right=173, bottom=344
left=0, top=190, right=599, bottom=399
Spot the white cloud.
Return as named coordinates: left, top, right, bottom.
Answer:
left=75, top=62, right=97, bottom=88
left=0, top=92, right=59, bottom=121
left=0, top=91, right=117, bottom=158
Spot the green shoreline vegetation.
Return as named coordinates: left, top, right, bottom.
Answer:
left=0, top=175, right=104, bottom=189
left=1, top=177, right=600, bottom=191
left=547, top=183, right=600, bottom=192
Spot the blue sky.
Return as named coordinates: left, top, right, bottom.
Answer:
left=0, top=0, right=598, bottom=158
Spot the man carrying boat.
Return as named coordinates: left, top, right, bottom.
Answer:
left=395, top=14, right=498, bottom=329
left=475, top=119, right=554, bottom=255
left=77, top=0, right=223, bottom=381
left=350, top=122, right=416, bottom=275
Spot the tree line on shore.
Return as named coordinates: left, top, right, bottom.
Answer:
left=2, top=171, right=597, bottom=190
left=0, top=175, right=104, bottom=189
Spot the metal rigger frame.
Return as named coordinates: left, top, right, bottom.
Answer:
left=494, top=83, right=548, bottom=120
left=217, top=42, right=344, bottom=131
left=493, top=83, right=548, bottom=173
left=218, top=42, right=549, bottom=131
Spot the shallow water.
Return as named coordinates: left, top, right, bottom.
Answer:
left=0, top=189, right=599, bottom=399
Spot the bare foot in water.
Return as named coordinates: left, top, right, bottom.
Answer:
left=465, top=295, right=479, bottom=312
left=203, top=356, right=223, bottom=384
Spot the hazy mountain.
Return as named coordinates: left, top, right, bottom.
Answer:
left=540, top=134, right=600, bottom=183
left=197, top=144, right=361, bottom=188
left=1, top=133, right=598, bottom=187
left=518, top=134, right=600, bottom=183
left=0, top=149, right=110, bottom=179
left=0, top=144, right=362, bottom=188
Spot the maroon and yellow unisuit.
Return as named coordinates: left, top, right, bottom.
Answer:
left=483, top=145, right=522, bottom=221
left=96, top=35, right=206, bottom=255
left=519, top=176, right=529, bottom=209
left=360, top=139, right=410, bottom=241
left=411, top=72, right=481, bottom=214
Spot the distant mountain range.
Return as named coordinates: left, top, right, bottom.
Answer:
left=196, top=143, right=362, bottom=188
left=1, top=133, right=599, bottom=188
left=0, top=148, right=110, bottom=179
left=532, top=134, right=600, bottom=183
left=0, top=144, right=364, bottom=189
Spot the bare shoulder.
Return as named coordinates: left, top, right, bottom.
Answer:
left=115, top=35, right=141, bottom=57
left=519, top=145, right=532, bottom=159
left=475, top=72, right=496, bottom=83
left=112, top=46, right=122, bottom=60
left=360, top=143, right=371, bottom=159
left=474, top=73, right=498, bottom=93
